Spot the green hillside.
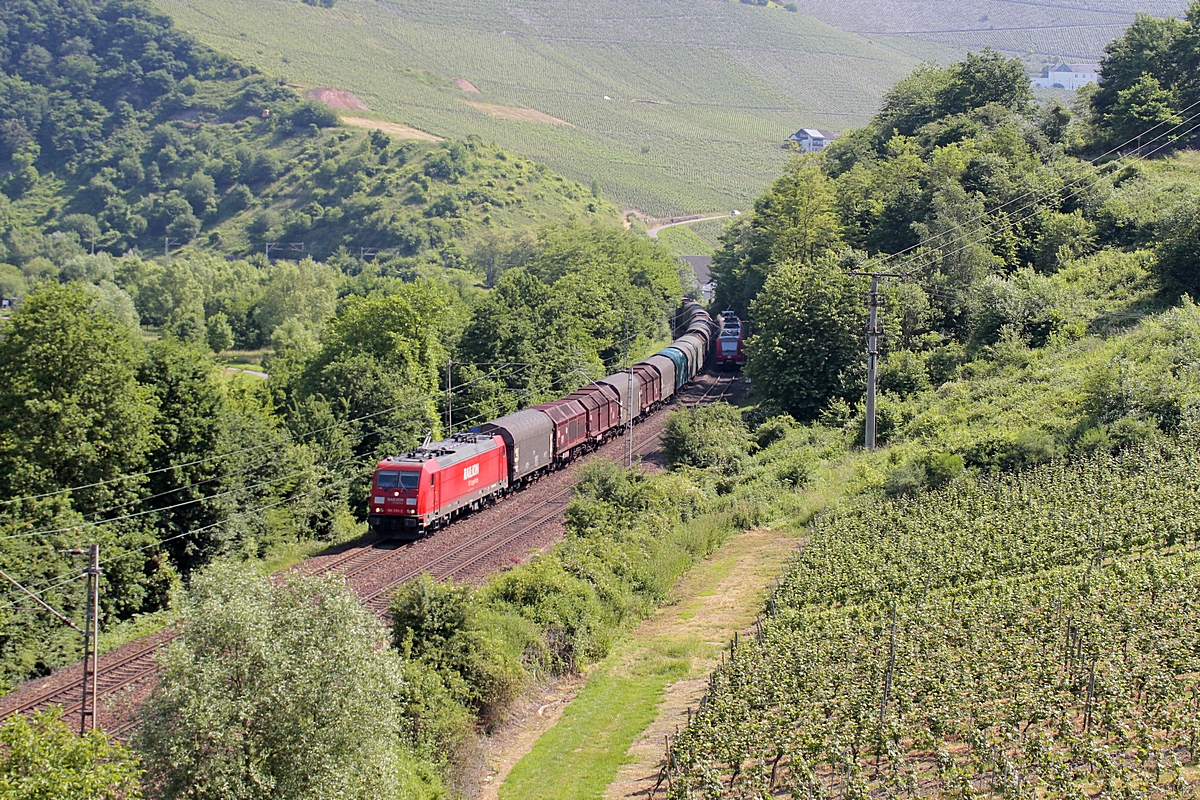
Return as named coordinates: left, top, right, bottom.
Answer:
left=803, top=0, right=1189, bottom=66
left=151, top=0, right=953, bottom=216
left=0, top=0, right=618, bottom=280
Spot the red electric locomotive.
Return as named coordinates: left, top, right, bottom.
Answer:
left=368, top=432, right=509, bottom=538
left=714, top=311, right=746, bottom=369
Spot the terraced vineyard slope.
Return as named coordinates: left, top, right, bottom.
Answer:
left=151, top=0, right=952, bottom=216
left=668, top=438, right=1200, bottom=797
left=804, top=0, right=1189, bottom=64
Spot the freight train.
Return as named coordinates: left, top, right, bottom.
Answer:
left=368, top=300, right=720, bottom=538
left=713, top=311, right=746, bottom=370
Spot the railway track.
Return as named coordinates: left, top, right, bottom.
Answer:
left=0, top=371, right=740, bottom=736
left=355, top=372, right=739, bottom=613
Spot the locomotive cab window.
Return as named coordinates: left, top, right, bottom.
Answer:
left=376, top=470, right=420, bottom=490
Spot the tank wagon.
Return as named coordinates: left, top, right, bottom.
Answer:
left=368, top=302, right=718, bottom=538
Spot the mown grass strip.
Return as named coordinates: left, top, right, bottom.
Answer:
left=498, top=526, right=801, bottom=800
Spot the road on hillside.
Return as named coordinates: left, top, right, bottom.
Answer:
left=647, top=214, right=731, bottom=239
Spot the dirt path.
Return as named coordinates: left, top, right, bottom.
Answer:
left=602, top=528, right=798, bottom=799
left=483, top=526, right=800, bottom=800
left=340, top=116, right=442, bottom=141
left=305, top=87, right=370, bottom=111
left=464, top=101, right=573, bottom=126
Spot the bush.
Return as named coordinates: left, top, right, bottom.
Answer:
left=883, top=461, right=926, bottom=497
left=884, top=450, right=964, bottom=497
left=389, top=576, right=524, bottom=728
left=480, top=557, right=610, bottom=673
left=285, top=100, right=340, bottom=133
left=0, top=708, right=142, bottom=800
left=878, top=350, right=930, bottom=397
left=663, top=402, right=752, bottom=474
left=753, top=414, right=796, bottom=449
left=926, top=342, right=967, bottom=385
left=135, top=564, right=451, bottom=800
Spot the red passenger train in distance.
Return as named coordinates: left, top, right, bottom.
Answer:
left=713, top=310, right=745, bottom=370
left=368, top=300, right=719, bottom=538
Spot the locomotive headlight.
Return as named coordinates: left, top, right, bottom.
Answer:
left=374, top=507, right=382, bottom=513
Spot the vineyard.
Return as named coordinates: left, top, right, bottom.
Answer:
left=802, top=0, right=1189, bottom=63
left=150, top=0, right=946, bottom=216
left=666, top=436, right=1200, bottom=798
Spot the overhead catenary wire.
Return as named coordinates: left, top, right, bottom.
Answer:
left=6, top=405, right=503, bottom=599
left=863, top=95, right=1200, bottom=277
left=0, top=452, right=368, bottom=544
left=0, top=360, right=529, bottom=517
left=2, top=468, right=371, bottom=614
left=860, top=109, right=1200, bottom=285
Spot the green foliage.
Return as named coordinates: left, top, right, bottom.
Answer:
left=454, top=223, right=680, bottom=418
left=662, top=402, right=752, bottom=474
left=385, top=464, right=731, bottom=736
left=744, top=260, right=862, bottom=420
left=1154, top=195, right=1200, bottom=295
left=711, top=156, right=843, bottom=314
left=389, top=576, right=524, bottom=728
left=0, top=283, right=155, bottom=508
left=135, top=563, right=453, bottom=800
left=0, top=708, right=143, bottom=800
left=0, top=0, right=618, bottom=277
left=717, top=33, right=1200, bottom=422
left=1088, top=6, right=1200, bottom=150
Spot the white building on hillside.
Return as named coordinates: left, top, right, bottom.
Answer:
left=788, top=128, right=838, bottom=152
left=1032, top=63, right=1101, bottom=91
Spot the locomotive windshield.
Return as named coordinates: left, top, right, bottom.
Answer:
left=376, top=470, right=420, bottom=490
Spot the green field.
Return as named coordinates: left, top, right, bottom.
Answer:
left=152, top=0, right=952, bottom=216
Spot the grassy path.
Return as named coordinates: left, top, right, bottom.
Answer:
left=492, top=526, right=801, bottom=800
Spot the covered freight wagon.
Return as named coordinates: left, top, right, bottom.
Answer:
left=598, top=371, right=642, bottom=424
left=657, top=347, right=688, bottom=391
left=479, top=409, right=554, bottom=484
left=532, top=398, right=589, bottom=462
left=568, top=383, right=621, bottom=441
left=645, top=354, right=678, bottom=399
left=631, top=363, right=661, bottom=409
left=678, top=334, right=708, bottom=375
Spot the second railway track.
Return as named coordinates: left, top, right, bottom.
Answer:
left=0, top=370, right=741, bottom=736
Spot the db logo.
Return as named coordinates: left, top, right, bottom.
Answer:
left=463, top=464, right=480, bottom=480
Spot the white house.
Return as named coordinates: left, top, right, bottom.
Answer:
left=1031, top=63, right=1101, bottom=91
left=789, top=128, right=838, bottom=152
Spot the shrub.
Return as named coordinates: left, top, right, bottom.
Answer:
left=480, top=557, right=610, bottom=673
left=663, top=402, right=752, bottom=474
left=878, top=350, right=930, bottom=397
left=754, top=414, right=796, bottom=449
left=0, top=708, right=142, bottom=800
left=285, top=100, right=340, bottom=133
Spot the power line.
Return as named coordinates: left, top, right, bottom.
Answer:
left=0, top=453, right=366, bottom=544
left=6, top=405, right=501, bottom=598
left=0, top=361, right=529, bottom=512
left=864, top=95, right=1200, bottom=277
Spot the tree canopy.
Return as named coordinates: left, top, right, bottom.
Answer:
left=134, top=564, right=449, bottom=800
left=0, top=708, right=143, bottom=800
